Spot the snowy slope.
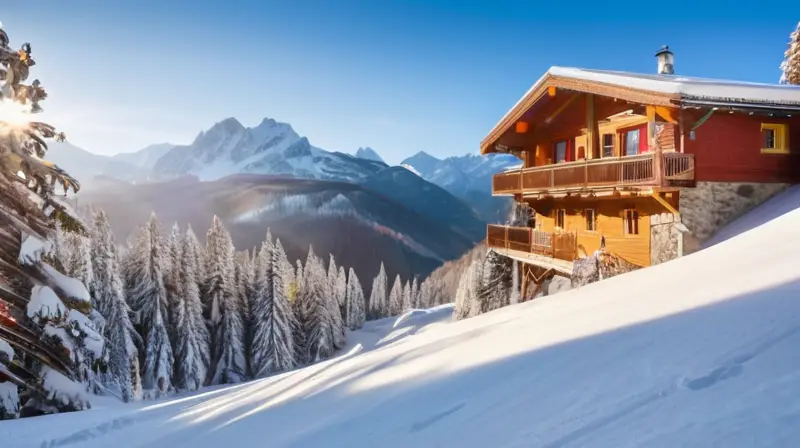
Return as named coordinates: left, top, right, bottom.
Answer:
left=152, top=118, right=387, bottom=182
left=6, top=208, right=800, bottom=447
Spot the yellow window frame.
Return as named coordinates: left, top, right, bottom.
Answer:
left=760, top=123, right=789, bottom=154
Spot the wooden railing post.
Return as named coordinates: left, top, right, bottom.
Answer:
left=504, top=226, right=509, bottom=250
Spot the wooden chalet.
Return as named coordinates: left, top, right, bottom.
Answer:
left=482, top=46, right=800, bottom=286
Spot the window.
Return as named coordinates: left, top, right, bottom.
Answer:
left=602, top=134, right=614, bottom=158
left=624, top=129, right=640, bottom=156
left=623, top=209, right=639, bottom=235
left=554, top=140, right=568, bottom=163
left=585, top=209, right=597, bottom=231
left=555, top=209, right=566, bottom=229
left=761, top=123, right=789, bottom=154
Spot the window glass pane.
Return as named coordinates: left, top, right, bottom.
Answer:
left=555, top=141, right=567, bottom=162
left=762, top=129, right=775, bottom=148
left=625, top=130, right=639, bottom=156
left=602, top=134, right=614, bottom=157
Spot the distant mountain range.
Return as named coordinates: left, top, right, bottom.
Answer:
left=48, top=115, right=523, bottom=286
left=47, top=116, right=520, bottom=223
left=399, top=151, right=520, bottom=223
left=77, top=173, right=485, bottom=294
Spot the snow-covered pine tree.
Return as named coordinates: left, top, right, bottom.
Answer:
left=324, top=256, right=346, bottom=350
left=780, top=21, right=800, bottom=84
left=237, top=248, right=256, bottom=377
left=291, top=258, right=309, bottom=365
left=300, top=246, right=336, bottom=362
left=172, top=228, right=211, bottom=391
left=388, top=274, right=403, bottom=316
left=418, top=278, right=432, bottom=310
left=401, top=280, right=412, bottom=312
left=250, top=238, right=297, bottom=376
left=410, top=276, right=420, bottom=309
left=454, top=260, right=481, bottom=320
left=345, top=268, right=366, bottom=330
left=368, top=263, right=388, bottom=319
left=163, top=223, right=183, bottom=350
left=468, top=258, right=485, bottom=318
left=336, top=266, right=347, bottom=314
left=480, top=250, right=513, bottom=314
left=91, top=210, right=143, bottom=402
left=184, top=225, right=206, bottom=296
left=64, top=233, right=93, bottom=299
left=204, top=216, right=245, bottom=384
left=126, top=213, right=174, bottom=395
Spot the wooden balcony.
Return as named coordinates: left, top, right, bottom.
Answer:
left=486, top=224, right=578, bottom=263
left=492, top=152, right=695, bottom=196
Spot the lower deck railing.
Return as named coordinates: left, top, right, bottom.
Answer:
left=487, top=224, right=578, bottom=262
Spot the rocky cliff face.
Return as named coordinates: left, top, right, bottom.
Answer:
left=680, top=181, right=789, bottom=253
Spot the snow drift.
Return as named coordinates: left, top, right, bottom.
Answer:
left=5, top=204, right=800, bottom=447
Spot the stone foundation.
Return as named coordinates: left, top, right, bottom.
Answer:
left=680, top=181, right=789, bottom=254
left=650, top=213, right=682, bottom=266
left=570, top=251, right=641, bottom=288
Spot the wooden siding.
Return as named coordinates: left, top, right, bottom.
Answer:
left=530, top=196, right=672, bottom=267
left=682, top=112, right=800, bottom=183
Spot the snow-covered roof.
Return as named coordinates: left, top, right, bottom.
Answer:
left=482, top=66, right=800, bottom=153
left=549, top=66, right=800, bottom=107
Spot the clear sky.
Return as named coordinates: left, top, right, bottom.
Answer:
left=3, top=0, right=799, bottom=165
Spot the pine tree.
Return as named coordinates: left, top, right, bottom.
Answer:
left=164, top=223, right=183, bottom=350
left=291, top=258, right=309, bottom=366
left=410, top=276, right=420, bottom=309
left=301, top=247, right=336, bottom=362
left=780, top=21, right=800, bottom=85
left=345, top=268, right=366, bottom=330
left=368, top=263, right=388, bottom=319
left=401, top=280, right=412, bottom=312
left=418, top=279, right=432, bottom=309
left=324, top=256, right=346, bottom=350
left=172, top=229, right=211, bottom=391
left=91, top=210, right=142, bottom=402
left=388, top=274, right=403, bottom=316
left=205, top=216, right=246, bottom=384
left=251, top=238, right=298, bottom=376
left=454, top=260, right=483, bottom=320
left=126, top=213, right=174, bottom=394
left=336, top=266, right=347, bottom=316
left=237, top=249, right=256, bottom=377
left=65, top=233, right=93, bottom=298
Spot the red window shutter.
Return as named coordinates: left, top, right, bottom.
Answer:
left=566, top=139, right=574, bottom=162
left=639, top=124, right=649, bottom=154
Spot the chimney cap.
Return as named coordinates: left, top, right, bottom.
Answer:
left=655, top=45, right=673, bottom=57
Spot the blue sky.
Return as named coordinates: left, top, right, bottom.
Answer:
left=3, top=1, right=799, bottom=164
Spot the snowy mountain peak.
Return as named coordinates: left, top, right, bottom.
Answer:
left=152, top=116, right=386, bottom=182
left=355, top=147, right=384, bottom=163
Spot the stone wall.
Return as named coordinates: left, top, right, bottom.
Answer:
left=679, top=181, right=789, bottom=254
left=650, top=213, right=682, bottom=266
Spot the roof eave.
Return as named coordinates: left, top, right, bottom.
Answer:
left=480, top=74, right=678, bottom=155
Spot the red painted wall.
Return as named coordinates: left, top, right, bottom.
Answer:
left=683, top=113, right=800, bottom=183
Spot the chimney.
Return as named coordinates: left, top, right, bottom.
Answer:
left=655, top=45, right=674, bottom=75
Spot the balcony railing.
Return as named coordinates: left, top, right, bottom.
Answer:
left=492, top=152, right=695, bottom=196
left=486, top=224, right=578, bottom=262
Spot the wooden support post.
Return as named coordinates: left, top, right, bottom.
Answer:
left=678, top=107, right=685, bottom=153
left=647, top=105, right=662, bottom=185
left=585, top=94, right=596, bottom=159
